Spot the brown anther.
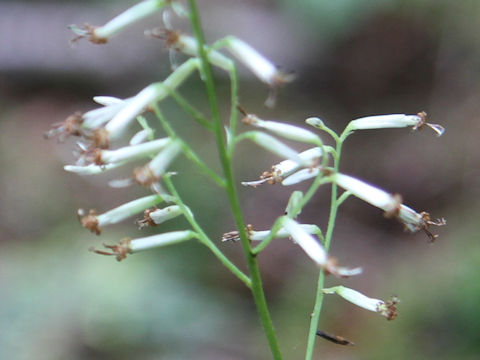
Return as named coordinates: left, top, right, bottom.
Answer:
left=384, top=194, right=403, bottom=218
left=420, top=212, right=446, bottom=243
left=89, top=238, right=132, bottom=261
left=78, top=209, right=101, bottom=235
left=71, top=24, right=107, bottom=45
left=380, top=297, right=399, bottom=321
left=44, top=112, right=84, bottom=141
left=137, top=208, right=158, bottom=228
left=92, top=148, right=104, bottom=165
left=133, top=165, right=158, bottom=186
left=92, top=128, right=110, bottom=149
left=413, top=111, right=428, bottom=131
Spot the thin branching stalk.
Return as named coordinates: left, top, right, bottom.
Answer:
left=188, top=1, right=283, bottom=358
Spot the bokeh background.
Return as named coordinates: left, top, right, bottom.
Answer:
left=1, top=0, right=479, bottom=359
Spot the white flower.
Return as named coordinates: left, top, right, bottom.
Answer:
left=70, top=0, right=170, bottom=44
left=95, top=137, right=171, bottom=165
left=335, top=173, right=446, bottom=241
left=241, top=111, right=321, bottom=144
left=322, top=286, right=399, bottom=320
left=248, top=132, right=303, bottom=164
left=78, top=194, right=163, bottom=234
left=130, top=129, right=154, bottom=145
left=335, top=173, right=397, bottom=211
left=282, top=168, right=321, bottom=186
left=242, top=146, right=325, bottom=186
left=133, top=140, right=182, bottom=186
left=82, top=96, right=130, bottom=130
left=64, top=162, right=126, bottom=175
left=91, top=230, right=196, bottom=261
left=281, top=218, right=362, bottom=277
left=104, top=59, right=200, bottom=142
left=224, top=37, right=294, bottom=87
left=138, top=205, right=183, bottom=227
left=347, top=112, right=445, bottom=136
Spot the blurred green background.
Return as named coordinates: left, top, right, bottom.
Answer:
left=1, top=0, right=479, bottom=359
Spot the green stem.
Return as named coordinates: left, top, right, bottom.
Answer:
left=152, top=104, right=226, bottom=188
left=163, top=175, right=251, bottom=287
left=165, top=86, right=214, bottom=131
left=188, top=1, right=283, bottom=359
left=305, top=139, right=344, bottom=360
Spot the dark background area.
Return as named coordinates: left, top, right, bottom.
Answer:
left=1, top=0, right=479, bottom=359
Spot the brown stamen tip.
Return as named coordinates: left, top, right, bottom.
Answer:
left=78, top=209, right=101, bottom=235
left=45, top=112, right=84, bottom=141
left=92, top=128, right=110, bottom=149
left=137, top=208, right=158, bottom=229
left=420, top=212, right=446, bottom=242
left=70, top=24, right=107, bottom=45
left=413, top=111, right=428, bottom=131
left=90, top=238, right=132, bottom=261
left=133, top=165, right=158, bottom=186
left=382, top=297, right=399, bottom=321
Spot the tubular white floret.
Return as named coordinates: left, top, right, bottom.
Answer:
left=148, top=140, right=182, bottom=178
left=242, top=113, right=321, bottom=144
left=242, top=147, right=324, bottom=186
left=282, top=168, right=321, bottom=186
left=96, top=195, right=163, bottom=226
left=335, top=173, right=395, bottom=210
left=347, top=112, right=445, bottom=136
left=225, top=37, right=293, bottom=86
left=70, top=0, right=170, bottom=43
left=105, top=59, right=200, bottom=141
left=335, top=173, right=446, bottom=240
left=249, top=132, right=303, bottom=164
left=98, top=138, right=171, bottom=164
left=79, top=194, right=163, bottom=234
left=281, top=218, right=362, bottom=277
left=322, top=286, right=399, bottom=320
left=249, top=224, right=321, bottom=241
left=64, top=162, right=126, bottom=175
left=130, top=129, right=154, bottom=145
left=130, top=230, right=195, bottom=252
left=280, top=218, right=327, bottom=265
left=91, top=230, right=196, bottom=261
left=147, top=205, right=183, bottom=225
left=82, top=97, right=131, bottom=130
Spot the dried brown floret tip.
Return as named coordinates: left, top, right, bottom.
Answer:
left=420, top=212, right=447, bottom=242
left=69, top=24, right=108, bottom=45
left=89, top=238, right=132, bottom=261
left=78, top=209, right=101, bottom=235
left=137, top=208, right=159, bottom=229
left=379, top=296, right=399, bottom=321
left=44, top=112, right=84, bottom=141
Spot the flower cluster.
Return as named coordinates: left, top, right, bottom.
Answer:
left=46, top=0, right=448, bottom=355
